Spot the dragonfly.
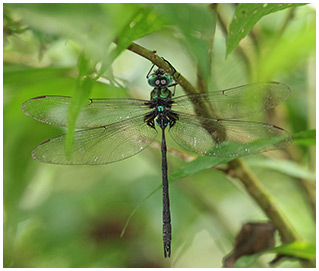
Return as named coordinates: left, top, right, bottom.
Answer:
left=22, top=59, right=292, bottom=258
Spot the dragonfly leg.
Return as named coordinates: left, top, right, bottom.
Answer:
left=161, top=57, right=180, bottom=96
left=146, top=63, right=156, bottom=78
left=168, top=83, right=178, bottom=96
left=161, top=57, right=176, bottom=76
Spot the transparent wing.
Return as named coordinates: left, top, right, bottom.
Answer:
left=169, top=113, right=292, bottom=157
left=22, top=96, right=150, bottom=128
left=172, top=82, right=291, bottom=119
left=32, top=115, right=157, bottom=165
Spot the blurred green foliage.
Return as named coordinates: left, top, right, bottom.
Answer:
left=3, top=3, right=315, bottom=268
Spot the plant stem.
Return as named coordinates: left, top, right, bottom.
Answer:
left=228, top=159, right=301, bottom=243
left=297, top=178, right=316, bottom=218
left=278, top=7, right=296, bottom=36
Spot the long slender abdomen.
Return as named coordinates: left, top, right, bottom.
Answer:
left=161, top=127, right=171, bottom=258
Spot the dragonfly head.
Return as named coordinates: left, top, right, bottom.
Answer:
left=148, top=68, right=173, bottom=88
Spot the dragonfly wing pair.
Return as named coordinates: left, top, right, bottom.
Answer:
left=22, top=96, right=157, bottom=165
left=22, top=96, right=151, bottom=128
left=22, top=82, right=292, bottom=164
left=168, top=82, right=292, bottom=157
left=172, top=82, right=291, bottom=119
left=30, top=115, right=157, bottom=165
left=168, top=113, right=292, bottom=158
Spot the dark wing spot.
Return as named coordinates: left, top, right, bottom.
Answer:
left=32, top=96, right=46, bottom=100
left=40, top=139, right=51, bottom=145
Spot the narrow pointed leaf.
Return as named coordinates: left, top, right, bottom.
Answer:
left=227, top=3, right=307, bottom=57
left=269, top=241, right=316, bottom=260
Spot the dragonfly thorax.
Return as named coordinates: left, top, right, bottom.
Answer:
left=154, top=105, right=178, bottom=129
left=150, top=87, right=172, bottom=99
left=144, top=93, right=178, bottom=130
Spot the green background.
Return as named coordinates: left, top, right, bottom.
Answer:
left=4, top=3, right=315, bottom=268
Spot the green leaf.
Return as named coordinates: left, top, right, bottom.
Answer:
left=233, top=242, right=316, bottom=267
left=246, top=157, right=316, bottom=181
left=226, top=3, right=307, bottom=57
left=169, top=156, right=232, bottom=182
left=293, top=130, right=316, bottom=146
left=169, top=130, right=291, bottom=182
left=65, top=54, right=95, bottom=158
left=269, top=241, right=316, bottom=260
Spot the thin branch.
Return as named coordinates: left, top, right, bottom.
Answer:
left=278, top=7, right=296, bottom=36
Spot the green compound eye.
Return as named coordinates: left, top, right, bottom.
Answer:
left=148, top=75, right=159, bottom=87
left=165, top=75, right=173, bottom=86
left=159, top=75, right=173, bottom=87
